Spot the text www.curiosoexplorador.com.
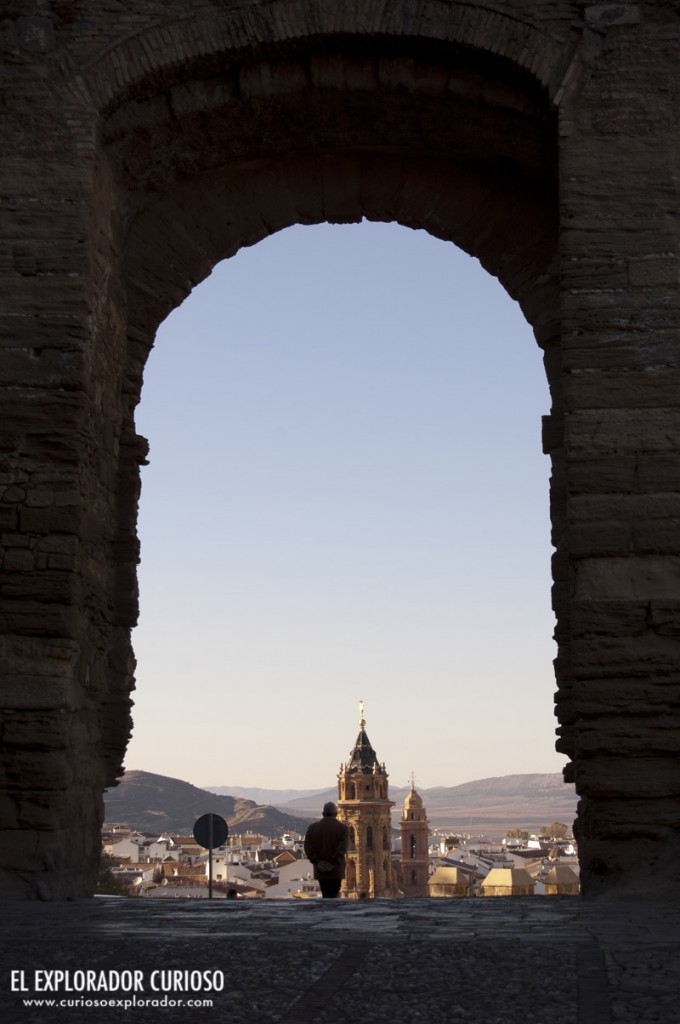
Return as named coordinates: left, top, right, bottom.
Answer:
left=21, top=996, right=214, bottom=1010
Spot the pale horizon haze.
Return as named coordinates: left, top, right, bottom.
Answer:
left=124, top=221, right=567, bottom=793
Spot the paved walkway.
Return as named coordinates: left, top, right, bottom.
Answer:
left=1, top=897, right=678, bottom=1024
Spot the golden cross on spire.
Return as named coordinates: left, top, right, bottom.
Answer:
left=359, top=699, right=365, bottom=729
left=410, top=771, right=416, bottom=790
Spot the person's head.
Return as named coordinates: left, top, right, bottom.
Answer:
left=322, top=801, right=338, bottom=817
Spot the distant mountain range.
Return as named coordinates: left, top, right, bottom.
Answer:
left=104, top=771, right=315, bottom=836
left=408, top=774, right=577, bottom=828
left=126, top=772, right=578, bottom=834
left=209, top=786, right=326, bottom=805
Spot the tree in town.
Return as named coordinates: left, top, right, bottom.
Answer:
left=96, top=852, right=132, bottom=896
left=542, top=822, right=569, bottom=840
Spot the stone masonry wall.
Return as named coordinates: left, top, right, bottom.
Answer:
left=0, top=0, right=678, bottom=897
left=557, top=7, right=680, bottom=893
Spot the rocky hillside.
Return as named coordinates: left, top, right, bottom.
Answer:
left=419, top=774, right=577, bottom=828
left=104, top=770, right=314, bottom=836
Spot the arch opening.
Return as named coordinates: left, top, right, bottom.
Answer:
left=127, top=221, right=558, bottom=799
left=104, top=32, right=568, bottom=891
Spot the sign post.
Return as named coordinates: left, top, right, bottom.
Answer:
left=193, top=813, right=229, bottom=899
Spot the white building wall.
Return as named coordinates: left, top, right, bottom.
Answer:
left=265, top=859, right=319, bottom=898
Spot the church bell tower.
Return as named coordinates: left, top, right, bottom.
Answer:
left=399, top=780, right=430, bottom=897
left=337, top=702, right=397, bottom=898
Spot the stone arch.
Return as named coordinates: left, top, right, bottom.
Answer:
left=64, top=1, right=575, bottom=113
left=5, top=0, right=677, bottom=901
left=98, top=33, right=566, bottom=848
left=3, top=12, right=563, bottom=900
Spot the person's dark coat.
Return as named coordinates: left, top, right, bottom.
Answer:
left=304, top=816, right=349, bottom=881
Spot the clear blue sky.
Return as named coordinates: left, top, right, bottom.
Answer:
left=125, top=221, right=565, bottom=792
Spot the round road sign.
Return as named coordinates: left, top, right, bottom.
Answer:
left=193, top=813, right=229, bottom=850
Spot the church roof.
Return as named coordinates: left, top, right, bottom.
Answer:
left=482, top=867, right=535, bottom=889
left=428, top=866, right=469, bottom=886
left=345, top=728, right=382, bottom=773
left=544, top=864, right=579, bottom=885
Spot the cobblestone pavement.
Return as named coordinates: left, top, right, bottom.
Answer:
left=1, top=897, right=678, bottom=1024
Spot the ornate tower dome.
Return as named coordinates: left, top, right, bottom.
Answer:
left=404, top=786, right=424, bottom=814
left=336, top=702, right=397, bottom=898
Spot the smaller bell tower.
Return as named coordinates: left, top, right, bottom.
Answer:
left=399, top=777, right=430, bottom=897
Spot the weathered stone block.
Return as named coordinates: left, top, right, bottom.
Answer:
left=575, top=757, right=680, bottom=799
left=37, top=534, right=78, bottom=554
left=635, top=454, right=680, bottom=492
left=567, top=455, right=637, bottom=495
left=564, top=368, right=680, bottom=410
left=0, top=508, right=18, bottom=531
left=572, top=632, right=680, bottom=678
left=0, top=600, right=79, bottom=638
left=0, top=570, right=77, bottom=605
left=568, top=522, right=632, bottom=558
left=0, top=635, right=79, bottom=675
left=628, top=256, right=679, bottom=287
left=573, top=717, right=680, bottom=755
left=0, top=751, right=72, bottom=791
left=570, top=494, right=680, bottom=522
left=25, top=488, right=54, bottom=507
left=0, top=678, right=70, bottom=710
left=567, top=410, right=680, bottom=455
left=647, top=600, right=680, bottom=637
left=570, top=599, right=649, bottom=636
left=632, top=520, right=680, bottom=554
left=2, top=548, right=36, bottom=572
left=573, top=555, right=680, bottom=600
left=584, top=5, right=640, bottom=26
left=18, top=506, right=80, bottom=535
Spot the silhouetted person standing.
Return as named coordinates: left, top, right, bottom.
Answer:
left=304, top=801, right=349, bottom=898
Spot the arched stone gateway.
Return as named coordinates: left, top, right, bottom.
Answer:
left=1, top=1, right=678, bottom=899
